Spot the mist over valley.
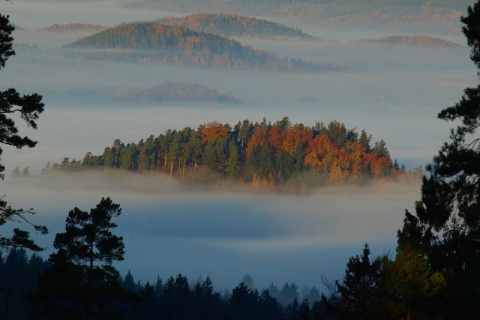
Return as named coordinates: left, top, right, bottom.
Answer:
left=0, top=0, right=477, bottom=296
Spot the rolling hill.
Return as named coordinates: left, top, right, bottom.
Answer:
left=64, top=21, right=347, bottom=72
left=156, top=13, right=316, bottom=40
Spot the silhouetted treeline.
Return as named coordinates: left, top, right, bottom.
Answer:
left=0, top=248, right=49, bottom=320
left=64, top=22, right=344, bottom=72
left=118, top=272, right=326, bottom=320
left=0, top=248, right=328, bottom=320
left=46, top=117, right=412, bottom=189
left=157, top=13, right=315, bottom=40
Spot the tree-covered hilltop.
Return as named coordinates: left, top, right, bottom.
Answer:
left=63, top=22, right=347, bottom=72
left=46, top=117, right=410, bottom=190
left=356, top=35, right=465, bottom=49
left=156, top=13, right=316, bottom=40
left=121, top=81, right=241, bottom=106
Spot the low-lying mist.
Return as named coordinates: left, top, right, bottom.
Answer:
left=3, top=171, right=419, bottom=290
left=0, top=0, right=472, bottom=293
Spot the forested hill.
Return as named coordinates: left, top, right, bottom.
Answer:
left=156, top=13, right=316, bottom=40
left=64, top=22, right=346, bottom=72
left=47, top=117, right=412, bottom=191
left=127, top=0, right=470, bottom=33
left=356, top=36, right=465, bottom=49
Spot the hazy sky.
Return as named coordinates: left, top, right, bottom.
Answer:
left=0, top=0, right=476, bottom=291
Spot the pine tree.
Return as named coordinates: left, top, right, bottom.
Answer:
left=321, top=244, right=382, bottom=319
left=31, top=198, right=134, bottom=320
left=391, top=2, right=480, bottom=318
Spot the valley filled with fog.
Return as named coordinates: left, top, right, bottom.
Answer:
left=0, top=1, right=476, bottom=291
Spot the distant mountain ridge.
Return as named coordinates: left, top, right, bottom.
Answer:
left=127, top=0, right=471, bottom=33
left=156, top=13, right=316, bottom=40
left=64, top=21, right=348, bottom=72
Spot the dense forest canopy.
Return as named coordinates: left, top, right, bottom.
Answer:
left=46, top=117, right=412, bottom=191
left=156, top=13, right=315, bottom=40
left=64, top=22, right=347, bottom=72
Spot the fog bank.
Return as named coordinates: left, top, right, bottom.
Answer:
left=3, top=172, right=419, bottom=290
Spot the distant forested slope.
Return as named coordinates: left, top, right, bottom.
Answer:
left=156, top=13, right=315, bottom=40
left=64, top=22, right=346, bottom=72
left=266, top=0, right=470, bottom=28
left=125, top=0, right=310, bottom=14
left=47, top=117, right=413, bottom=191
left=357, top=36, right=465, bottom=49
left=122, top=81, right=241, bottom=105
left=127, top=0, right=470, bottom=33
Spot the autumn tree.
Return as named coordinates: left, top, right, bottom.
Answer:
left=0, top=13, right=47, bottom=251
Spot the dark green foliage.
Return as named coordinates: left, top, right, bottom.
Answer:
left=31, top=198, right=134, bottom=320
left=371, top=139, right=390, bottom=159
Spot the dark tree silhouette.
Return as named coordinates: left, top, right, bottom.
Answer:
left=389, top=1, right=480, bottom=318
left=0, top=13, right=47, bottom=251
left=31, top=198, right=134, bottom=320
left=321, top=244, right=382, bottom=319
